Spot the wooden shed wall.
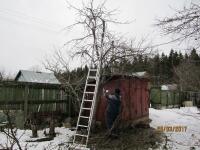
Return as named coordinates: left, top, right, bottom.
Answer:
left=95, top=77, right=149, bottom=125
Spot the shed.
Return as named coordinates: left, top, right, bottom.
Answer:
left=15, top=70, right=60, bottom=84
left=94, top=73, right=150, bottom=127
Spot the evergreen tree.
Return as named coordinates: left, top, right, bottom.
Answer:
left=190, top=49, right=200, bottom=65
left=153, top=54, right=160, bottom=76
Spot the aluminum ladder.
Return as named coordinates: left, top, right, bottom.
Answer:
left=71, top=65, right=100, bottom=149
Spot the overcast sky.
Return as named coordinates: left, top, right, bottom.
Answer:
left=0, top=0, right=194, bottom=75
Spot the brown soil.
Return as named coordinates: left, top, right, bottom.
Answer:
left=88, top=127, right=164, bottom=150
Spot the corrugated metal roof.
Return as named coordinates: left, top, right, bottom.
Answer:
left=15, top=70, right=60, bottom=84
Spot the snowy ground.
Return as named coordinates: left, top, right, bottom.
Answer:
left=150, top=107, right=200, bottom=150
left=0, top=127, right=74, bottom=150
left=0, top=107, right=200, bottom=150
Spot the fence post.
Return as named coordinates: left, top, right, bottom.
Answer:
left=173, top=91, right=175, bottom=108
left=24, top=85, right=29, bottom=122
left=194, top=92, right=197, bottom=106
left=42, top=88, right=44, bottom=100
left=166, top=91, right=168, bottom=108
left=69, top=94, right=71, bottom=117
left=159, top=88, right=161, bottom=107
left=179, top=91, right=181, bottom=108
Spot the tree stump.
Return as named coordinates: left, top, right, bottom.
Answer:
left=31, top=119, right=38, bottom=138
left=49, top=119, right=56, bottom=138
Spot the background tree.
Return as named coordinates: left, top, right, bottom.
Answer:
left=156, top=2, right=200, bottom=48
left=44, top=50, right=87, bottom=114
left=174, top=61, right=200, bottom=91
left=1, top=110, right=23, bottom=150
left=64, top=0, right=152, bottom=73
left=190, top=48, right=200, bottom=64
left=44, top=0, right=153, bottom=114
left=156, top=1, right=200, bottom=89
left=0, top=69, right=13, bottom=81
left=0, top=71, right=4, bottom=81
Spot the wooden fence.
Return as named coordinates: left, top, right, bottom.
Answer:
left=0, top=81, right=74, bottom=120
left=150, top=87, right=200, bottom=108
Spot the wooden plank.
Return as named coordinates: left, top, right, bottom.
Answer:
left=24, top=85, right=29, bottom=120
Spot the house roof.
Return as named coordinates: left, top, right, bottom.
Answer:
left=15, top=70, right=60, bottom=84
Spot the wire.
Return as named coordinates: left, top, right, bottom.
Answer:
left=0, top=7, right=64, bottom=32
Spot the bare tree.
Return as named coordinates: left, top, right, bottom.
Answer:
left=156, top=2, right=200, bottom=91
left=156, top=2, right=200, bottom=48
left=174, top=61, right=200, bottom=91
left=1, top=110, right=24, bottom=150
left=43, top=50, right=87, bottom=112
left=0, top=69, right=14, bottom=81
left=43, top=0, right=152, bottom=114
left=0, top=69, right=6, bottom=81
left=64, top=0, right=152, bottom=71
left=44, top=0, right=153, bottom=73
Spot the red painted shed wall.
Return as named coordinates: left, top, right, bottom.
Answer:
left=95, top=76, right=149, bottom=125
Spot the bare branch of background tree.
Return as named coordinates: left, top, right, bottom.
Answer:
left=1, top=110, right=24, bottom=150
left=174, top=61, right=200, bottom=91
left=43, top=50, right=87, bottom=113
left=156, top=2, right=200, bottom=48
left=0, top=69, right=13, bottom=81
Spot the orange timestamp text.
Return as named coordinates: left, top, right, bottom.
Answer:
left=156, top=125, right=187, bottom=132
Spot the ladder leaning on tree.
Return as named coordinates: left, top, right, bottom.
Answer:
left=71, top=63, right=101, bottom=149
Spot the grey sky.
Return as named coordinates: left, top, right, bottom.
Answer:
left=0, top=0, right=192, bottom=75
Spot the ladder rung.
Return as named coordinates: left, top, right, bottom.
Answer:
left=82, top=107, right=91, bottom=110
left=80, top=116, right=89, bottom=119
left=85, top=91, right=94, bottom=94
left=83, top=99, right=93, bottom=102
left=88, top=76, right=96, bottom=79
left=71, top=143, right=87, bottom=149
left=90, top=69, right=97, bottom=72
left=75, top=134, right=87, bottom=137
left=78, top=125, right=88, bottom=128
left=86, top=84, right=96, bottom=86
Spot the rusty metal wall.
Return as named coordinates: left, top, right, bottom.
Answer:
left=95, top=77, right=149, bottom=124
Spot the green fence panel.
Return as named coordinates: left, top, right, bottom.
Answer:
left=168, top=91, right=174, bottom=106
left=161, top=91, right=167, bottom=106
left=14, top=87, right=24, bottom=101
left=150, top=88, right=161, bottom=104
left=174, top=92, right=180, bottom=105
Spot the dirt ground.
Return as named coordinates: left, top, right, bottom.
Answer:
left=88, top=126, right=164, bottom=150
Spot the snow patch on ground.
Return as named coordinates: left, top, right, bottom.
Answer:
left=0, top=127, right=74, bottom=150
left=150, top=107, right=200, bottom=150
